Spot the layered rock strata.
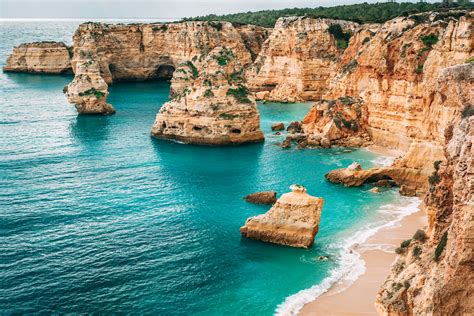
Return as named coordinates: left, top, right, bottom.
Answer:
left=150, top=46, right=264, bottom=145
left=375, top=113, right=473, bottom=315
left=66, top=21, right=267, bottom=114
left=248, top=17, right=358, bottom=102
left=3, top=41, right=72, bottom=74
left=306, top=12, right=473, bottom=194
left=240, top=184, right=324, bottom=248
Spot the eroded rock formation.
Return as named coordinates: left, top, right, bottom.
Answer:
left=248, top=17, right=358, bottom=102
left=240, top=184, right=324, bottom=248
left=306, top=12, right=473, bottom=194
left=3, top=41, right=72, bottom=74
left=375, top=113, right=473, bottom=315
left=150, top=47, right=264, bottom=145
left=66, top=21, right=268, bottom=114
left=302, top=96, right=371, bottom=147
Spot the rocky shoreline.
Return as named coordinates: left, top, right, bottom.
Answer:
left=3, top=9, right=473, bottom=314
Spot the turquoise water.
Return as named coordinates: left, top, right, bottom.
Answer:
left=1, top=21, right=407, bottom=315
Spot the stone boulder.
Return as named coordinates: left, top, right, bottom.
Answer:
left=271, top=122, right=285, bottom=131
left=240, top=184, right=324, bottom=248
left=244, top=191, right=277, bottom=205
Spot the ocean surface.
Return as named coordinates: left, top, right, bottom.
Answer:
left=0, top=20, right=418, bottom=315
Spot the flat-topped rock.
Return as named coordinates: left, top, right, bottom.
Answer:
left=240, top=184, right=324, bottom=248
left=4, top=41, right=72, bottom=74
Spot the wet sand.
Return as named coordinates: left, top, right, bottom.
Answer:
left=299, top=209, right=426, bottom=315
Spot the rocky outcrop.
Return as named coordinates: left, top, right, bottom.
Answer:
left=302, top=96, right=371, bottom=147
left=150, top=46, right=264, bottom=145
left=375, top=114, right=473, bottom=315
left=248, top=17, right=358, bottom=102
left=240, top=184, right=324, bottom=248
left=244, top=191, right=277, bottom=205
left=3, top=41, right=72, bottom=74
left=66, top=21, right=267, bottom=114
left=307, top=12, right=473, bottom=194
left=65, top=58, right=114, bottom=115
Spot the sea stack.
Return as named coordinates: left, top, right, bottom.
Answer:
left=240, top=184, right=324, bottom=248
left=65, top=58, right=115, bottom=115
left=150, top=46, right=264, bottom=145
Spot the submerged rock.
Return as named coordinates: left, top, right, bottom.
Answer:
left=244, top=191, right=277, bottom=205
left=240, top=184, right=324, bottom=248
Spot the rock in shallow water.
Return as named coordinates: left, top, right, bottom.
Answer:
left=244, top=191, right=277, bottom=205
left=240, top=184, right=324, bottom=248
left=271, top=122, right=285, bottom=131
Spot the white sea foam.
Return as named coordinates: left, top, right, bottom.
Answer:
left=371, top=155, right=396, bottom=167
left=275, top=197, right=421, bottom=316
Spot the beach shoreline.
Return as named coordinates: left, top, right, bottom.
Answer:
left=298, top=207, right=427, bottom=315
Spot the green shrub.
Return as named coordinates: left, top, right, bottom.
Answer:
left=434, top=160, right=442, bottom=171
left=78, top=87, right=105, bottom=98
left=203, top=89, right=214, bottom=98
left=413, top=229, right=427, bottom=242
left=428, top=172, right=440, bottom=186
left=461, top=105, right=474, bottom=118
left=466, top=56, right=474, bottom=63
left=209, top=21, right=223, bottom=31
left=412, top=245, right=422, bottom=258
left=226, top=85, right=252, bottom=103
left=420, top=34, right=439, bottom=48
left=328, top=24, right=352, bottom=50
left=415, top=65, right=424, bottom=74
left=435, top=231, right=448, bottom=262
left=401, top=239, right=412, bottom=248
left=181, top=61, right=199, bottom=79
left=213, top=48, right=235, bottom=66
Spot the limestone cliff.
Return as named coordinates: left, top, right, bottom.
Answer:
left=248, top=17, right=358, bottom=102
left=375, top=111, right=473, bottom=315
left=304, top=12, right=473, bottom=194
left=150, top=46, right=264, bottom=145
left=3, top=41, right=72, bottom=74
left=67, top=21, right=267, bottom=114
left=240, top=185, right=324, bottom=248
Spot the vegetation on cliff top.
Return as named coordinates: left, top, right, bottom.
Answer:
left=183, top=2, right=473, bottom=27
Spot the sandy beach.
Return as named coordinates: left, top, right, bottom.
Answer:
left=299, top=209, right=427, bottom=315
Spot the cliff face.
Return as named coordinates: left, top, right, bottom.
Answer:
left=150, top=46, right=264, bottom=145
left=67, top=21, right=268, bottom=114
left=3, top=41, right=72, bottom=74
left=240, top=185, right=324, bottom=248
left=303, top=12, right=473, bottom=194
left=248, top=17, right=358, bottom=102
left=375, top=62, right=473, bottom=315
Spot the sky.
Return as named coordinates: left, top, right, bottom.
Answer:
left=0, top=0, right=437, bottom=19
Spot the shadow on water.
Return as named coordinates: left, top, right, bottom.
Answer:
left=150, top=137, right=266, bottom=191
left=69, top=114, right=113, bottom=147
left=2, top=72, right=73, bottom=89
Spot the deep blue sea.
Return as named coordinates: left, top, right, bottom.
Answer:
left=0, top=20, right=418, bottom=315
